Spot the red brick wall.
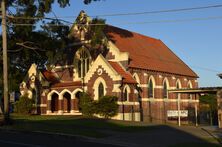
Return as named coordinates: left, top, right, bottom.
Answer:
left=130, top=68, right=198, bottom=122
left=38, top=59, right=198, bottom=123
left=86, top=66, right=118, bottom=98
left=130, top=68, right=197, bottom=99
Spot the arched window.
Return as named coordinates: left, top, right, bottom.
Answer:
left=32, top=89, right=37, bottom=103
left=148, top=79, right=154, bottom=98
left=163, top=81, right=168, bottom=98
left=124, top=88, right=128, bottom=101
left=188, top=81, right=193, bottom=99
left=93, top=77, right=107, bottom=100
left=78, top=60, right=81, bottom=77
left=133, top=73, right=140, bottom=87
left=176, top=82, right=181, bottom=99
left=98, top=82, right=104, bottom=99
left=123, top=85, right=130, bottom=101
left=76, top=47, right=91, bottom=78
left=133, top=73, right=141, bottom=100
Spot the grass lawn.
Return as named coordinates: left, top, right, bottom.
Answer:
left=0, top=114, right=155, bottom=138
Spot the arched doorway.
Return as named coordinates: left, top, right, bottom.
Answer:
left=75, top=91, right=82, bottom=111
left=51, top=93, right=59, bottom=113
left=63, top=92, right=71, bottom=113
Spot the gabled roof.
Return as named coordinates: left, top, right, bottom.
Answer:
left=84, top=54, right=122, bottom=83
left=109, top=61, right=137, bottom=84
left=105, top=25, right=198, bottom=78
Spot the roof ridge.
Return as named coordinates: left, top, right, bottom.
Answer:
left=106, top=24, right=158, bottom=41
left=158, top=40, right=198, bottom=78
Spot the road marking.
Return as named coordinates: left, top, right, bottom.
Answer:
left=0, top=139, right=43, bottom=147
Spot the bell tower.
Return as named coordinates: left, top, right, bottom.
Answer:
left=69, top=10, right=91, bottom=41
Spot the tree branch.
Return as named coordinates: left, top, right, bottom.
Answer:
left=16, top=41, right=46, bottom=51
left=0, top=42, right=46, bottom=53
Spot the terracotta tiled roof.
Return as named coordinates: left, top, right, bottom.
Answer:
left=51, top=81, right=82, bottom=88
left=105, top=25, right=198, bottom=78
left=54, top=68, right=74, bottom=82
left=109, top=61, right=137, bottom=84
left=42, top=70, right=59, bottom=83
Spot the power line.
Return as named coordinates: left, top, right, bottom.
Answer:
left=9, top=15, right=222, bottom=26
left=6, top=3, right=222, bottom=19
left=114, top=16, right=222, bottom=25
left=190, top=65, right=221, bottom=73
left=6, top=3, right=222, bottom=27
left=9, top=23, right=70, bottom=27
left=91, top=4, right=222, bottom=17
left=7, top=15, right=73, bottom=25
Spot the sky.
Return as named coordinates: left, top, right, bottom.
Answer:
left=50, top=0, right=221, bottom=87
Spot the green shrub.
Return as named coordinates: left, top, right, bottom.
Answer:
left=14, top=94, right=35, bottom=114
left=79, top=92, right=95, bottom=117
left=79, top=93, right=119, bottom=119
left=95, top=96, right=118, bottom=119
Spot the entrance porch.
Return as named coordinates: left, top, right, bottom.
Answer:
left=46, top=89, right=83, bottom=115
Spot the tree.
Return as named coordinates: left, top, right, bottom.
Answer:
left=14, top=94, right=35, bottom=114
left=83, top=0, right=101, bottom=4
left=200, top=94, right=218, bottom=125
left=0, top=0, right=102, bottom=122
left=0, top=0, right=102, bottom=95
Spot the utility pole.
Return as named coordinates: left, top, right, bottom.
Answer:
left=1, top=0, right=9, bottom=122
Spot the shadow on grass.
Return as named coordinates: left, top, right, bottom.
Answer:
left=1, top=114, right=221, bottom=146
left=5, top=115, right=157, bottom=138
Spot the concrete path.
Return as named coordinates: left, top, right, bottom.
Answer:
left=201, top=126, right=222, bottom=143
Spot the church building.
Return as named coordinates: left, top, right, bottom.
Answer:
left=20, top=11, right=199, bottom=123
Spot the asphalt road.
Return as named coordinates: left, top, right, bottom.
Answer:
left=0, top=130, right=121, bottom=147
left=0, top=125, right=220, bottom=147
